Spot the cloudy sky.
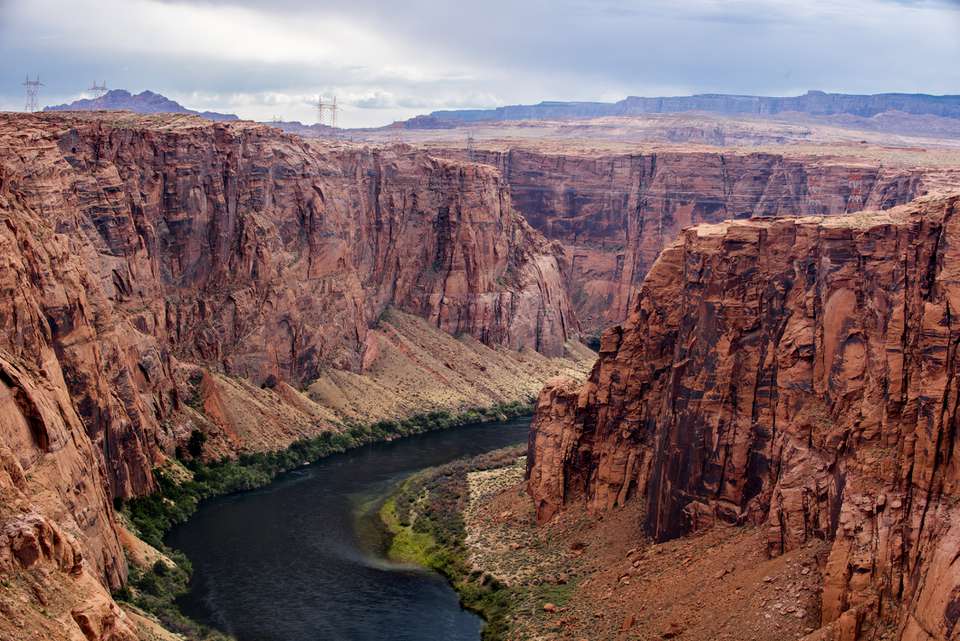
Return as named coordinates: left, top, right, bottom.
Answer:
left=0, top=0, right=958, bottom=127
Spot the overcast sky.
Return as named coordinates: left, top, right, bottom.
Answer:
left=0, top=0, right=958, bottom=127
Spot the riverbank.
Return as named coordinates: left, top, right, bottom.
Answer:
left=379, top=446, right=601, bottom=641
left=115, top=402, right=533, bottom=640
left=379, top=448, right=633, bottom=641
left=379, top=447, right=525, bottom=640
left=385, top=452, right=830, bottom=641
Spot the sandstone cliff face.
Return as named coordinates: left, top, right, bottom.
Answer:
left=0, top=350, right=138, bottom=641
left=527, top=193, right=960, bottom=640
left=0, top=112, right=582, bottom=641
left=442, top=147, right=960, bottom=332
left=42, top=115, right=575, bottom=377
left=0, top=112, right=577, bottom=498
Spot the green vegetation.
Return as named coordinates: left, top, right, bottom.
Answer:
left=114, top=550, right=230, bottom=641
left=186, top=429, right=207, bottom=458
left=115, top=401, right=531, bottom=641
left=379, top=448, right=524, bottom=641
left=379, top=497, right=436, bottom=566
left=123, top=400, right=531, bottom=550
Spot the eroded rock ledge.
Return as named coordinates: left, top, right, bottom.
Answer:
left=528, top=193, right=960, bottom=640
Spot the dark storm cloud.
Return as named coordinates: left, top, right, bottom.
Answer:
left=1, top=0, right=958, bottom=126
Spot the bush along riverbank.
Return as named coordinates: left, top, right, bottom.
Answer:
left=379, top=446, right=527, bottom=641
left=114, top=400, right=533, bottom=640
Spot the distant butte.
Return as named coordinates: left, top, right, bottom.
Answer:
left=43, top=88, right=239, bottom=121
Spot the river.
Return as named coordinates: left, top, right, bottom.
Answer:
left=165, top=416, right=531, bottom=641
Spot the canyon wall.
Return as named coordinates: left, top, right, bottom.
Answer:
left=5, top=108, right=957, bottom=641
left=527, top=193, right=960, bottom=640
left=0, top=112, right=577, bottom=492
left=440, top=147, right=960, bottom=333
left=0, top=111, right=582, bottom=641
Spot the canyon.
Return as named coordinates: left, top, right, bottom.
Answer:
left=432, top=145, right=960, bottom=333
left=0, top=111, right=588, bottom=641
left=527, top=192, right=960, bottom=640
left=2, top=104, right=960, bottom=641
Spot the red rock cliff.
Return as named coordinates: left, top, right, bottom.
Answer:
left=0, top=113, right=577, bottom=496
left=0, top=111, right=579, bottom=641
left=528, top=193, right=960, bottom=640
left=446, top=147, right=960, bottom=333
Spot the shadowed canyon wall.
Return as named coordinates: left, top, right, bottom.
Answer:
left=439, top=147, right=960, bottom=333
left=527, top=193, right=960, bottom=640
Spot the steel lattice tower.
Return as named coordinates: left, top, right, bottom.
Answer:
left=88, top=81, right=108, bottom=100
left=23, top=75, right=43, bottom=112
left=314, top=95, right=339, bottom=135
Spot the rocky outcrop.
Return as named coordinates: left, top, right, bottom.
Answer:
left=0, top=352, right=125, bottom=584
left=527, top=193, right=960, bottom=640
left=441, top=147, right=960, bottom=332
left=0, top=349, right=139, bottom=641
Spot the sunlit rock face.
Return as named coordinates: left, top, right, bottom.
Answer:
left=528, top=193, right=960, bottom=640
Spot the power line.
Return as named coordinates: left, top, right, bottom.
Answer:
left=23, top=75, right=43, bottom=112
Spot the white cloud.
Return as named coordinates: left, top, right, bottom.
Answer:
left=1, top=0, right=958, bottom=126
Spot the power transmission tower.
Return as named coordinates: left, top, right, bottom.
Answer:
left=23, top=75, right=43, bottom=112
left=466, top=133, right=476, bottom=161
left=314, top=95, right=338, bottom=135
left=88, top=81, right=108, bottom=100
